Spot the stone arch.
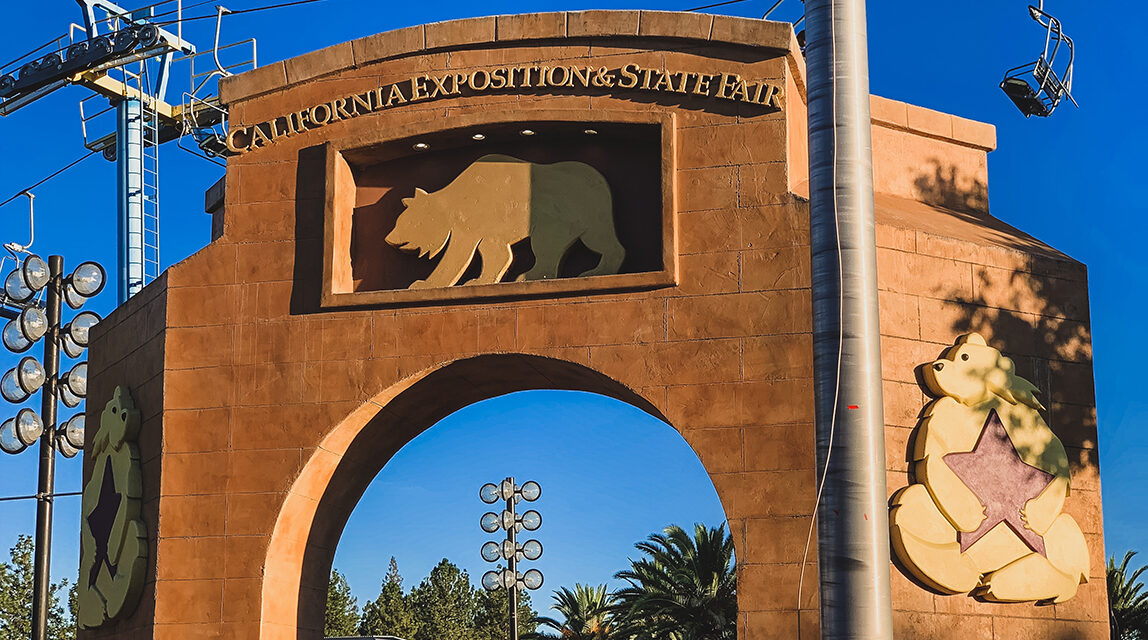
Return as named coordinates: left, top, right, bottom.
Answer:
left=260, top=353, right=727, bottom=639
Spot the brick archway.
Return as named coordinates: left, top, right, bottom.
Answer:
left=261, top=354, right=671, bottom=639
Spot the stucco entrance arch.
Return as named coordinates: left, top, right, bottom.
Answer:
left=82, top=7, right=1117, bottom=639
left=82, top=12, right=825, bottom=638
left=261, top=354, right=674, bottom=638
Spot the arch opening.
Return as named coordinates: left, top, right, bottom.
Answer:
left=261, top=354, right=736, bottom=639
